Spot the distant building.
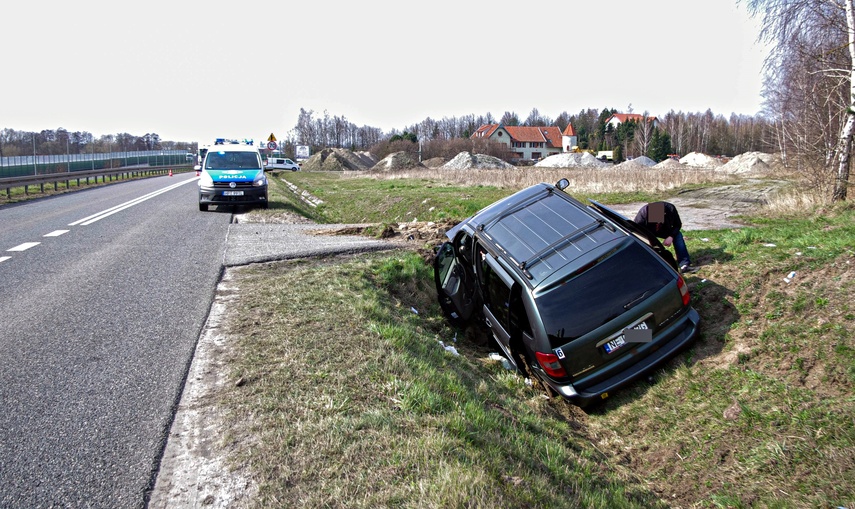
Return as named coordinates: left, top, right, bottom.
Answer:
left=604, top=113, right=659, bottom=129
left=471, top=124, right=574, bottom=161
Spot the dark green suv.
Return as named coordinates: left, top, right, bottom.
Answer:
left=434, top=179, right=700, bottom=407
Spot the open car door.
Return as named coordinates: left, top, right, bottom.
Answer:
left=434, top=241, right=478, bottom=328
left=588, top=200, right=679, bottom=271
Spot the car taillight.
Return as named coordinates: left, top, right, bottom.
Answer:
left=677, top=275, right=690, bottom=306
left=535, top=351, right=567, bottom=378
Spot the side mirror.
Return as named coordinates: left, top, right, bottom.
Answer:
left=555, top=178, right=570, bottom=191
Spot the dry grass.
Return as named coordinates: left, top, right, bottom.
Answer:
left=344, top=166, right=737, bottom=195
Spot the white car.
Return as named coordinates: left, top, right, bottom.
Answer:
left=265, top=157, right=300, bottom=171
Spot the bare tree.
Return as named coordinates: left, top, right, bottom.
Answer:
left=747, top=0, right=855, bottom=200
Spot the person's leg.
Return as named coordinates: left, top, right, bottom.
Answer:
left=672, top=231, right=691, bottom=267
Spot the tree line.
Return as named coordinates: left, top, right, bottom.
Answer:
left=0, top=128, right=193, bottom=157
left=285, top=106, right=771, bottom=165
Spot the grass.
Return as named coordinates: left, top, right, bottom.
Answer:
left=212, top=169, right=855, bottom=508
left=13, top=164, right=849, bottom=507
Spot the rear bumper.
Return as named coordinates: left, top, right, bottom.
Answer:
left=538, top=307, right=700, bottom=406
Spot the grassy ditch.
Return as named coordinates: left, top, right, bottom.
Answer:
left=222, top=170, right=853, bottom=508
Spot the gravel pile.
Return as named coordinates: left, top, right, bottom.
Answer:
left=613, top=155, right=656, bottom=169
left=535, top=152, right=609, bottom=168
left=653, top=158, right=685, bottom=170
left=371, top=151, right=424, bottom=171
left=441, top=152, right=515, bottom=170
left=300, top=148, right=375, bottom=171
left=680, top=152, right=724, bottom=168
left=717, top=152, right=776, bottom=175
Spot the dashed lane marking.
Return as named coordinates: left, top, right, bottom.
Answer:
left=7, top=242, right=40, bottom=252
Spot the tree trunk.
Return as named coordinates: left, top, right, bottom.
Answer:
left=833, top=0, right=855, bottom=201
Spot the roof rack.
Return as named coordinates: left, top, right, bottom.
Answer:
left=518, top=219, right=606, bottom=279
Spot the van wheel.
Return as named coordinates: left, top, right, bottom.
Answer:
left=199, top=203, right=208, bottom=211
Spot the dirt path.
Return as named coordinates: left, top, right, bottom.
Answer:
left=610, top=179, right=786, bottom=231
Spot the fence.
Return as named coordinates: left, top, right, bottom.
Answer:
left=0, top=150, right=193, bottom=178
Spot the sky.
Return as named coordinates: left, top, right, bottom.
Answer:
left=1, top=0, right=770, bottom=145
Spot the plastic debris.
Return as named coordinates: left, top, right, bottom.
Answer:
left=784, top=271, right=796, bottom=283
left=763, top=243, right=777, bottom=247
left=489, top=353, right=513, bottom=371
left=410, top=307, right=418, bottom=314
left=701, top=238, right=710, bottom=242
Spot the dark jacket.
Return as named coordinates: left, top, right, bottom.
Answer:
left=634, top=202, right=682, bottom=239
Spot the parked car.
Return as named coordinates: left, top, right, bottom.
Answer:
left=433, top=179, right=700, bottom=407
left=265, top=157, right=300, bottom=171
left=196, top=141, right=268, bottom=211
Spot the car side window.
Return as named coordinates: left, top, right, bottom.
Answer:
left=476, top=243, right=511, bottom=329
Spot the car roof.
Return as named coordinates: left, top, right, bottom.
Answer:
left=457, top=183, right=628, bottom=287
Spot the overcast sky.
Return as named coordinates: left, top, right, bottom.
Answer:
left=2, top=0, right=769, bottom=145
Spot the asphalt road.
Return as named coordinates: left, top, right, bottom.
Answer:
left=0, top=174, right=229, bottom=508
left=0, top=174, right=396, bottom=508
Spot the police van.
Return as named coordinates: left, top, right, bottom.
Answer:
left=196, top=139, right=268, bottom=211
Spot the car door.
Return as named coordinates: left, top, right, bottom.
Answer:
left=588, top=200, right=678, bottom=270
left=475, top=244, right=520, bottom=369
left=434, top=238, right=478, bottom=328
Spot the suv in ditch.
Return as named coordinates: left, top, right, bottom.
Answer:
left=434, top=179, right=700, bottom=407
left=196, top=141, right=268, bottom=211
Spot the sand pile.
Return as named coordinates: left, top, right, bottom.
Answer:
left=371, top=151, right=424, bottom=171
left=718, top=152, right=775, bottom=175
left=300, top=148, right=374, bottom=171
left=680, top=152, right=724, bottom=168
left=614, top=155, right=656, bottom=169
left=441, top=152, right=515, bottom=170
left=653, top=158, right=684, bottom=170
left=535, top=152, right=609, bottom=168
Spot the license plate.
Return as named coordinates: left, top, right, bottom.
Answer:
left=603, top=335, right=627, bottom=354
left=603, top=322, right=648, bottom=354
left=223, top=190, right=244, bottom=196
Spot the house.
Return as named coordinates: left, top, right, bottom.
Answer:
left=605, top=113, right=659, bottom=130
left=470, top=124, right=576, bottom=161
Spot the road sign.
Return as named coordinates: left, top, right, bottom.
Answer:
left=267, top=141, right=278, bottom=150
left=267, top=133, right=277, bottom=142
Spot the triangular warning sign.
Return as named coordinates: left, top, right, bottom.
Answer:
left=268, top=133, right=277, bottom=142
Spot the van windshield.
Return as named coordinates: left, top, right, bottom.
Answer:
left=205, top=151, right=261, bottom=169
left=536, top=240, right=673, bottom=345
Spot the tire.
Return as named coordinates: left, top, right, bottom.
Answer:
left=199, top=203, right=208, bottom=211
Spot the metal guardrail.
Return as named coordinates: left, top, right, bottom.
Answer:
left=0, top=165, right=193, bottom=199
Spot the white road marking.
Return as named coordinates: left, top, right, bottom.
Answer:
left=69, top=177, right=198, bottom=226
left=0, top=256, right=11, bottom=263
left=7, top=242, right=40, bottom=252
left=44, top=230, right=70, bottom=237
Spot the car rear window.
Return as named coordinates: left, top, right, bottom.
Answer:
left=535, top=240, right=674, bottom=346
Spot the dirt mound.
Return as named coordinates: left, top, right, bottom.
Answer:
left=613, top=155, right=656, bottom=169
left=718, top=152, right=776, bottom=175
left=653, top=158, right=685, bottom=170
left=371, top=151, right=425, bottom=171
left=441, top=152, right=515, bottom=170
left=535, top=152, right=609, bottom=168
left=422, top=157, right=447, bottom=168
left=680, top=152, right=724, bottom=168
left=300, top=148, right=374, bottom=171
left=353, top=151, right=378, bottom=168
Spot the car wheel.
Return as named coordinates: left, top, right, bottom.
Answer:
left=199, top=203, right=208, bottom=211
left=512, top=345, right=558, bottom=399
